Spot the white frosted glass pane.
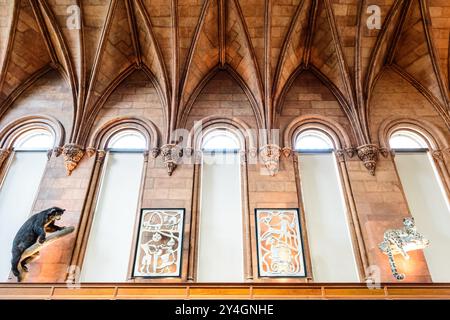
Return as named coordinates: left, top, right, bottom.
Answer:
left=197, top=153, right=244, bottom=282
left=15, top=131, right=53, bottom=150
left=202, top=133, right=240, bottom=151
left=0, top=152, right=48, bottom=281
left=390, top=131, right=427, bottom=150
left=81, top=152, right=144, bottom=282
left=298, top=154, right=359, bottom=282
left=295, top=134, right=332, bottom=151
left=394, top=153, right=450, bottom=282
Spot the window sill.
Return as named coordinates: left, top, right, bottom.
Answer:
left=0, top=282, right=448, bottom=299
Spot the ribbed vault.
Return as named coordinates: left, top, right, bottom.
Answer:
left=0, top=0, right=449, bottom=145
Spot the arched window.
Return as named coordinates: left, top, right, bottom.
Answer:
left=295, top=129, right=360, bottom=282
left=80, top=130, right=146, bottom=282
left=14, top=130, right=53, bottom=151
left=390, top=130, right=450, bottom=282
left=107, top=131, right=146, bottom=151
left=390, top=131, right=428, bottom=150
left=196, top=129, right=244, bottom=282
left=0, top=129, right=53, bottom=280
left=201, top=130, right=240, bottom=152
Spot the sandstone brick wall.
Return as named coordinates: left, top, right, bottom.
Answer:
left=279, top=70, right=355, bottom=142
left=0, top=70, right=74, bottom=139
left=91, top=70, right=165, bottom=141
left=185, top=70, right=258, bottom=130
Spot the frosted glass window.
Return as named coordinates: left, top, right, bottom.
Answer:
left=197, top=151, right=244, bottom=282
left=80, top=152, right=144, bottom=282
left=0, top=130, right=52, bottom=281
left=202, top=130, right=240, bottom=152
left=108, top=131, right=146, bottom=151
left=390, top=131, right=428, bottom=150
left=295, top=131, right=333, bottom=151
left=15, top=130, right=53, bottom=151
left=391, top=133, right=450, bottom=282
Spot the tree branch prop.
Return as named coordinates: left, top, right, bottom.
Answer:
left=16, top=226, right=75, bottom=282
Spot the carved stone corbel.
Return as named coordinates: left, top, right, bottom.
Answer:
left=151, top=147, right=160, bottom=158
left=160, top=144, right=183, bottom=176
left=86, top=147, right=96, bottom=157
left=335, top=149, right=346, bottom=163
left=62, top=144, right=85, bottom=176
left=247, top=147, right=258, bottom=164
left=432, top=150, right=444, bottom=162
left=357, top=144, right=379, bottom=176
left=96, top=150, right=107, bottom=164
left=345, top=147, right=356, bottom=158
left=260, top=144, right=281, bottom=176
left=379, top=148, right=390, bottom=158
left=53, top=146, right=63, bottom=157
left=281, top=147, right=293, bottom=158
left=182, top=147, right=194, bottom=164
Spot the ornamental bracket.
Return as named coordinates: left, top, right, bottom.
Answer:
left=62, top=144, right=85, bottom=176
left=260, top=144, right=281, bottom=176
left=161, top=144, right=183, bottom=176
left=357, top=144, right=379, bottom=176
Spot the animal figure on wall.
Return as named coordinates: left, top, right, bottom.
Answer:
left=11, top=207, right=67, bottom=281
left=378, top=217, right=429, bottom=280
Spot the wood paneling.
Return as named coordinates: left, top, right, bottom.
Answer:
left=1, top=283, right=450, bottom=300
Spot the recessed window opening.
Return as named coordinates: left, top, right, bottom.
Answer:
left=0, top=129, right=54, bottom=281
left=197, top=128, right=244, bottom=282
left=107, top=130, right=146, bottom=152
left=80, top=129, right=146, bottom=282
left=295, top=128, right=360, bottom=282
left=389, top=129, right=450, bottom=282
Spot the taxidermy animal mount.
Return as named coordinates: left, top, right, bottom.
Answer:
left=11, top=207, right=74, bottom=282
left=379, top=217, right=429, bottom=280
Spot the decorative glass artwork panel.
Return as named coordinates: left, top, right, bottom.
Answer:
left=255, top=209, right=307, bottom=277
left=133, top=209, right=185, bottom=277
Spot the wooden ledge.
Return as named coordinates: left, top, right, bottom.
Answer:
left=0, top=283, right=450, bottom=300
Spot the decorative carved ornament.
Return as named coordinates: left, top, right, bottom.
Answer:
left=160, top=144, right=183, bottom=176
left=53, top=146, right=63, bottom=157
left=86, top=147, right=96, bottom=158
left=432, top=150, right=444, bottom=161
left=96, top=150, right=107, bottom=164
left=335, top=149, right=346, bottom=163
left=62, top=144, right=85, bottom=176
left=260, top=144, right=281, bottom=176
left=357, top=144, right=379, bottom=176
left=281, top=147, right=293, bottom=158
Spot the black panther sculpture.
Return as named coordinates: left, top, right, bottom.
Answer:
left=11, top=207, right=66, bottom=279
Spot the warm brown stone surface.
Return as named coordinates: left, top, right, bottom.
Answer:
left=0, top=1, right=450, bottom=287
left=0, top=69, right=73, bottom=135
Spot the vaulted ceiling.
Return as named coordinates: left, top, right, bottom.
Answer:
left=0, top=0, right=449, bottom=146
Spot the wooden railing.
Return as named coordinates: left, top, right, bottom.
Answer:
left=0, top=283, right=450, bottom=299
